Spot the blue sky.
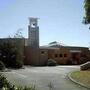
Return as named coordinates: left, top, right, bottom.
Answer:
left=0, top=0, right=90, bottom=47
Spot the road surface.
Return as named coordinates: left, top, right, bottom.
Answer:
left=2, top=66, right=89, bottom=90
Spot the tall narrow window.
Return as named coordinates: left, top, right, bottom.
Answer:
left=64, top=54, right=67, bottom=57
left=41, top=51, right=45, bottom=54
left=55, top=54, right=58, bottom=58
left=59, top=54, right=62, bottom=57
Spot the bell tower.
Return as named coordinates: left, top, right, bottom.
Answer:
left=28, top=17, right=39, bottom=48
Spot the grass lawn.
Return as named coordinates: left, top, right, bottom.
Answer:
left=70, top=71, right=90, bottom=88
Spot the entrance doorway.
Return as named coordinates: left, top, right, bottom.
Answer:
left=71, top=52, right=80, bottom=64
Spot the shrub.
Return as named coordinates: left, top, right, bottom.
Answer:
left=0, top=61, right=5, bottom=70
left=15, top=60, right=23, bottom=69
left=0, top=40, right=24, bottom=69
left=0, top=75, right=36, bottom=90
left=47, top=59, right=57, bottom=66
left=0, top=74, right=9, bottom=88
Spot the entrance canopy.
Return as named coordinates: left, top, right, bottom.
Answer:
left=70, top=50, right=81, bottom=53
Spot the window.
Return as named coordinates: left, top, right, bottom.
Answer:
left=59, top=54, right=62, bottom=57
left=41, top=51, right=45, bottom=54
left=64, top=54, right=67, bottom=57
left=55, top=54, right=58, bottom=58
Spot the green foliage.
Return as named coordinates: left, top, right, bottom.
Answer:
left=0, top=75, right=36, bottom=90
left=47, top=59, right=57, bottom=66
left=83, top=0, right=90, bottom=24
left=0, top=61, right=5, bottom=70
left=0, top=74, right=10, bottom=88
left=0, top=39, right=23, bottom=68
left=14, top=29, right=24, bottom=38
left=23, top=86, right=36, bottom=90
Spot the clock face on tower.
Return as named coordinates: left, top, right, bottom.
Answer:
left=31, top=22, right=36, bottom=27
left=29, top=18, right=38, bottom=28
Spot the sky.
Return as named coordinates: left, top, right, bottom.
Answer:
left=0, top=0, right=90, bottom=47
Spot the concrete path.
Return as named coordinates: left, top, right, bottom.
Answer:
left=2, top=66, right=89, bottom=90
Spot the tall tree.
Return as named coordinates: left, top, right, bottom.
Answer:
left=83, top=0, right=90, bottom=24
left=0, top=29, right=24, bottom=68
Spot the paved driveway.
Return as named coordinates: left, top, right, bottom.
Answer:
left=2, top=66, right=89, bottom=90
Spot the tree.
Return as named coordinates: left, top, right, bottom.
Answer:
left=0, top=40, right=23, bottom=68
left=83, top=0, right=90, bottom=24
left=0, top=29, right=24, bottom=68
left=8, top=28, right=24, bottom=38
left=14, top=28, right=24, bottom=38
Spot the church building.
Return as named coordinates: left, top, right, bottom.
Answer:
left=0, top=17, right=90, bottom=66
